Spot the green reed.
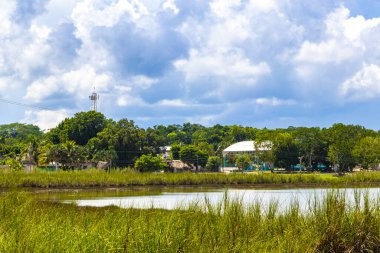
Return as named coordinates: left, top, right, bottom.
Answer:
left=0, top=190, right=378, bottom=252
left=0, top=170, right=380, bottom=188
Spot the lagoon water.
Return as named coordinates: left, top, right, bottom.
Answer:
left=64, top=187, right=380, bottom=212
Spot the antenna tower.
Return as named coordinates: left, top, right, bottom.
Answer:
left=89, top=87, right=99, bottom=112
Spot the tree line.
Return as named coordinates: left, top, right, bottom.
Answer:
left=0, top=111, right=379, bottom=172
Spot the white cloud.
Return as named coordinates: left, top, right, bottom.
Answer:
left=295, top=7, right=380, bottom=68
left=162, top=0, right=179, bottom=15
left=157, top=99, right=187, bottom=107
left=340, top=64, right=380, bottom=101
left=295, top=40, right=355, bottom=65
left=25, top=77, right=60, bottom=103
left=2, top=0, right=380, bottom=128
left=16, top=24, right=52, bottom=79
left=128, top=75, right=158, bottom=89
left=0, top=1, right=17, bottom=38
left=255, top=97, right=296, bottom=106
left=23, top=109, right=69, bottom=131
left=25, top=65, right=112, bottom=102
left=0, top=76, right=15, bottom=92
left=247, top=0, right=280, bottom=13
left=115, top=85, right=146, bottom=107
left=116, top=95, right=145, bottom=107
left=175, top=49, right=271, bottom=83
left=61, top=65, right=111, bottom=96
left=325, top=7, right=380, bottom=46
left=175, top=0, right=301, bottom=103
left=209, top=0, right=241, bottom=18
left=71, top=0, right=148, bottom=41
left=34, top=0, right=77, bottom=27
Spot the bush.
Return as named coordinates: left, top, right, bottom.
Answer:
left=205, top=156, right=222, bottom=172
left=5, top=159, right=23, bottom=172
left=134, top=154, right=167, bottom=172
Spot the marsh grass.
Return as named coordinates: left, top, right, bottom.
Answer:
left=0, top=190, right=378, bottom=252
left=0, top=170, right=380, bottom=189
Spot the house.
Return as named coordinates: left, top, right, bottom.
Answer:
left=165, top=160, right=195, bottom=172
left=160, top=146, right=171, bottom=159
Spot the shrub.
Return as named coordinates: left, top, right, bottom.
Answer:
left=205, top=156, right=222, bottom=172
left=134, top=154, right=167, bottom=172
left=5, top=159, right=23, bottom=172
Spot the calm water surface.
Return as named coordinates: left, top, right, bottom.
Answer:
left=63, top=187, right=380, bottom=211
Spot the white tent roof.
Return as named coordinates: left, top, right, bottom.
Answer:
left=223, top=141, right=272, bottom=155
left=223, top=141, right=255, bottom=154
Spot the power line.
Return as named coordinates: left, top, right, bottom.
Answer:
left=0, top=98, right=53, bottom=111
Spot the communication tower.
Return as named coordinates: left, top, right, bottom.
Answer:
left=89, top=87, right=99, bottom=112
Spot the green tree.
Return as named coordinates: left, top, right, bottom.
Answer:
left=134, top=154, right=167, bottom=172
left=170, top=144, right=181, bottom=160
left=93, top=149, right=117, bottom=163
left=94, top=119, right=145, bottom=167
left=325, top=124, right=373, bottom=171
left=0, top=123, right=42, bottom=140
left=272, top=133, right=299, bottom=169
left=143, top=127, right=166, bottom=154
left=47, top=111, right=107, bottom=145
left=46, top=141, right=88, bottom=169
left=294, top=127, right=326, bottom=170
left=352, top=137, right=380, bottom=169
left=205, top=156, right=222, bottom=172
left=179, top=145, right=208, bottom=171
left=235, top=154, right=251, bottom=170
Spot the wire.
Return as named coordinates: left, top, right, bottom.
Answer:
left=0, top=98, right=53, bottom=111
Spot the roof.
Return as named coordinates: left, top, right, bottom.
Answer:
left=223, top=141, right=255, bottom=154
left=159, top=146, right=171, bottom=151
left=223, top=141, right=272, bottom=155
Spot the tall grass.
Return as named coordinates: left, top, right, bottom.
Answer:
left=0, top=170, right=380, bottom=188
left=0, top=190, right=378, bottom=252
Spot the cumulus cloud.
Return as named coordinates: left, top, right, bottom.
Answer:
left=23, top=109, right=69, bottom=131
left=175, top=49, right=271, bottom=83
left=2, top=0, right=380, bottom=129
left=255, top=97, right=296, bottom=106
left=25, top=76, right=59, bottom=103
left=157, top=99, right=187, bottom=107
left=25, top=65, right=112, bottom=103
left=162, top=0, right=179, bottom=15
left=128, top=75, right=159, bottom=89
left=115, top=85, right=146, bottom=107
left=0, top=1, right=17, bottom=38
left=294, top=7, right=380, bottom=79
left=290, top=5, right=380, bottom=110
left=174, top=0, right=302, bottom=103
left=340, top=64, right=380, bottom=101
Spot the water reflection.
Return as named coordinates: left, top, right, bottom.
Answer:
left=65, top=188, right=380, bottom=211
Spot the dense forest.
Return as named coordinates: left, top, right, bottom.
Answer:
left=0, top=111, right=379, bottom=172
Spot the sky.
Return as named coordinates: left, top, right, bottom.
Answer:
left=1, top=0, right=380, bottom=131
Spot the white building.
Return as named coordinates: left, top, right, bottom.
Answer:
left=222, top=141, right=272, bottom=172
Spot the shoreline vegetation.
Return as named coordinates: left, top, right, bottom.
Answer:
left=0, top=170, right=380, bottom=189
left=0, top=190, right=379, bottom=252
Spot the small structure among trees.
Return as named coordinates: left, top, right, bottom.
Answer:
left=222, top=141, right=272, bottom=172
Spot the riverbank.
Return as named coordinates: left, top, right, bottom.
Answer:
left=0, top=190, right=378, bottom=252
left=0, top=170, right=380, bottom=189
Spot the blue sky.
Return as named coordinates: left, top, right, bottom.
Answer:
left=0, top=0, right=380, bottom=130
